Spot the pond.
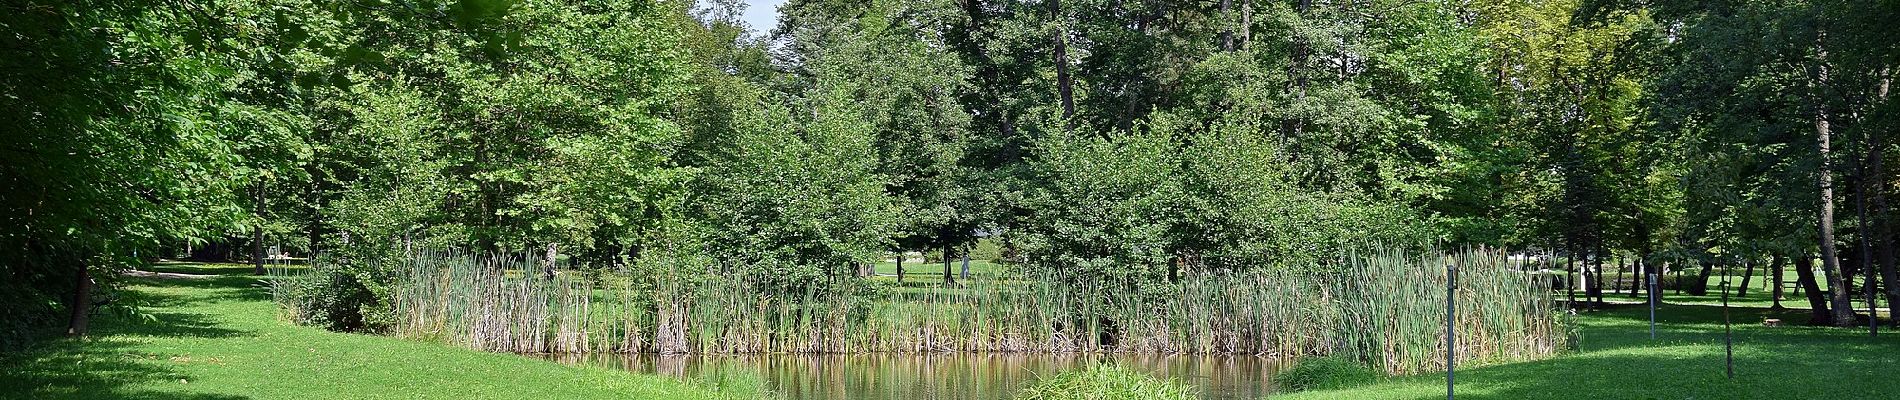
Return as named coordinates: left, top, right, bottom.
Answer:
left=544, top=353, right=1286, bottom=399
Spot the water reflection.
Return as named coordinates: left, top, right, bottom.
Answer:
left=544, top=353, right=1285, bottom=399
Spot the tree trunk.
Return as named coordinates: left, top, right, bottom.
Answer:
left=1282, top=0, right=1311, bottom=144
left=1812, top=35, right=1855, bottom=327
left=1565, top=241, right=1577, bottom=310
left=1797, top=255, right=1832, bottom=325
left=1240, top=0, right=1252, bottom=48
left=305, top=176, right=323, bottom=260
left=896, top=252, right=905, bottom=284
left=1818, top=113, right=1855, bottom=326
left=1219, top=0, right=1233, bottom=51
left=1855, top=155, right=1874, bottom=312
left=1169, top=256, right=1181, bottom=284
left=253, top=177, right=266, bottom=275
left=1739, top=257, right=1755, bottom=297
left=1049, top=0, right=1075, bottom=130
left=1589, top=244, right=1605, bottom=309
left=543, top=243, right=558, bottom=280
left=942, top=244, right=956, bottom=286
left=1690, top=259, right=1714, bottom=296
left=1615, top=257, right=1627, bottom=295
left=66, top=264, right=92, bottom=337
left=1874, top=70, right=1898, bottom=327
left=1672, top=261, right=1682, bottom=295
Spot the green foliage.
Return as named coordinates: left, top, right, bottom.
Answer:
left=273, top=263, right=382, bottom=332
left=308, top=0, right=693, bottom=253
left=1013, top=364, right=1195, bottom=400
left=0, top=0, right=260, bottom=344
left=968, top=238, right=1004, bottom=261
left=689, top=85, right=901, bottom=291
left=1274, top=356, right=1380, bottom=393
left=1019, top=114, right=1434, bottom=283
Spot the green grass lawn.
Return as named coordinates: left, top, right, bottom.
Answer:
left=0, top=263, right=750, bottom=400
left=870, top=259, right=1007, bottom=277
left=1279, top=298, right=1900, bottom=399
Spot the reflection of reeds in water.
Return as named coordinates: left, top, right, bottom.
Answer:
left=363, top=248, right=1565, bottom=374
left=544, top=353, right=1281, bottom=400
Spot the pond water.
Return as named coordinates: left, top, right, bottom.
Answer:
left=544, top=353, right=1286, bottom=399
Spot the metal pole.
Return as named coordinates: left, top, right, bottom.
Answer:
left=1722, top=278, right=1733, bottom=379
left=1447, top=263, right=1457, bottom=400
left=1648, top=273, right=1658, bottom=339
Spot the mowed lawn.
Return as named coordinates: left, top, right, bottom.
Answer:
left=871, top=259, right=1007, bottom=277
left=1280, top=288, right=1900, bottom=400
left=0, top=263, right=745, bottom=400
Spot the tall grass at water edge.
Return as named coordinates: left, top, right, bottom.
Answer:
left=271, top=249, right=1567, bottom=374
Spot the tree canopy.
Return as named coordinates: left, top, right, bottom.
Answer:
left=5, top=0, right=1897, bottom=339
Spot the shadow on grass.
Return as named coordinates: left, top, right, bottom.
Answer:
left=1327, top=303, right=1900, bottom=400
left=1573, top=303, right=1859, bottom=347
left=144, top=262, right=261, bottom=277
left=0, top=339, right=251, bottom=400
left=0, top=268, right=259, bottom=400
left=120, top=275, right=274, bottom=307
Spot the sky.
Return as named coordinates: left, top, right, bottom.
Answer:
left=740, top=0, right=787, bottom=36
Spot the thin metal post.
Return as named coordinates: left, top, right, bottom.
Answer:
left=1648, top=273, right=1658, bottom=339
left=1722, top=278, right=1733, bottom=379
left=1447, top=263, right=1457, bottom=400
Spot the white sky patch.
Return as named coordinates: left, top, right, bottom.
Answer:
left=740, top=0, right=788, bottom=36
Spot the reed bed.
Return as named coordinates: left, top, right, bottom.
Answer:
left=274, top=248, right=1568, bottom=374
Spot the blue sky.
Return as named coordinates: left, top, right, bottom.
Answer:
left=740, top=0, right=787, bottom=35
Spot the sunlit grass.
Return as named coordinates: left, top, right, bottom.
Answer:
left=0, top=262, right=748, bottom=400
left=1277, top=301, right=1900, bottom=399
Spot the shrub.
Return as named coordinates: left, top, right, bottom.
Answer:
left=968, top=238, right=1003, bottom=261
left=1014, top=364, right=1194, bottom=400
left=1274, top=356, right=1379, bottom=393
left=273, top=263, right=384, bottom=332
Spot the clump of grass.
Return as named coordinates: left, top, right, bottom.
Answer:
left=1014, top=364, right=1195, bottom=400
left=1273, top=356, right=1379, bottom=392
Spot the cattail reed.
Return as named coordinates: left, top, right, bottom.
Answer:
left=278, top=247, right=1568, bottom=374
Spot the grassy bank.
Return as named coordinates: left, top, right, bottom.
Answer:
left=0, top=263, right=750, bottom=400
left=1278, top=299, right=1900, bottom=399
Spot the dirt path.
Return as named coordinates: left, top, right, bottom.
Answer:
left=124, top=269, right=220, bottom=279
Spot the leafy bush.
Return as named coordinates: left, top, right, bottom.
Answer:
left=1274, top=356, right=1380, bottom=393
left=1014, top=364, right=1194, bottom=400
left=273, top=263, right=384, bottom=332
left=968, top=238, right=1003, bottom=261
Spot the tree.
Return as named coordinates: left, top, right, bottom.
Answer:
left=689, top=84, right=901, bottom=292
left=297, top=0, right=692, bottom=260
left=1645, top=0, right=1897, bottom=326
left=0, top=0, right=273, bottom=338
